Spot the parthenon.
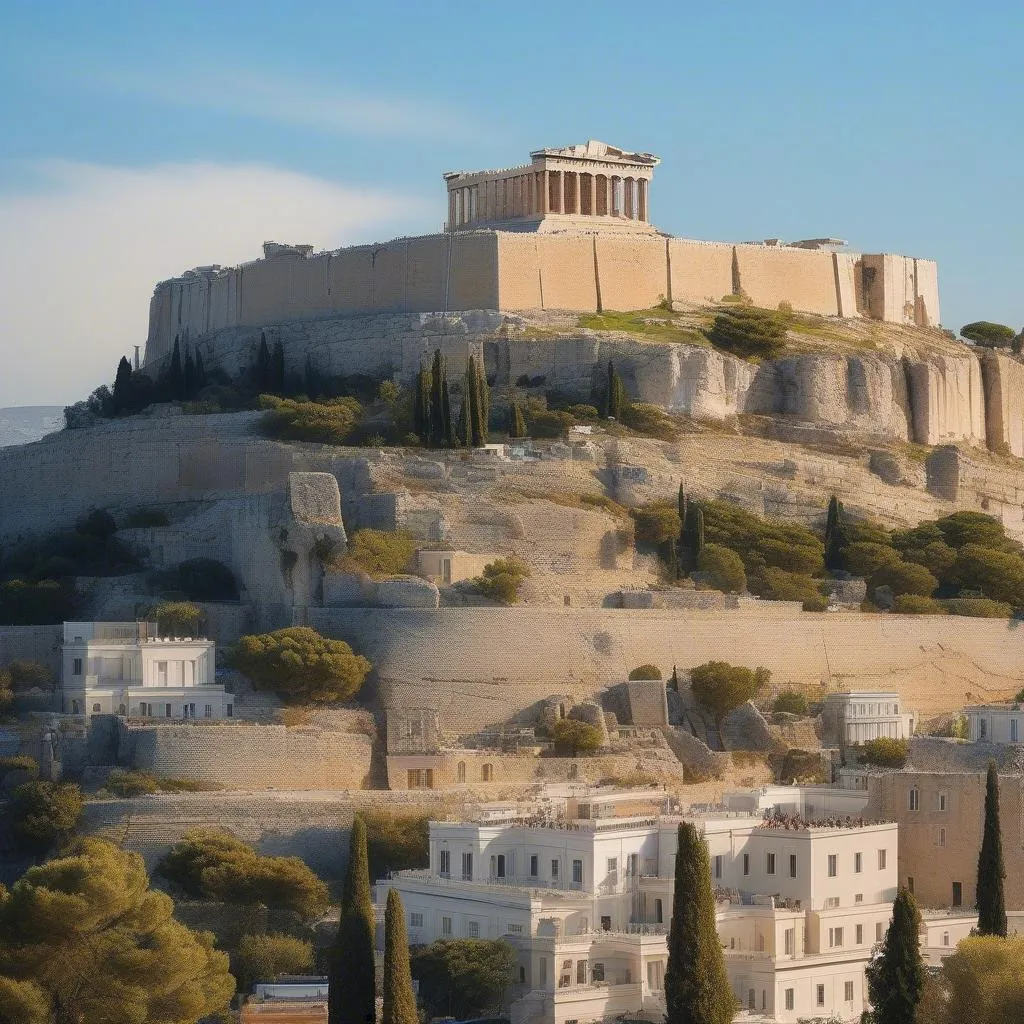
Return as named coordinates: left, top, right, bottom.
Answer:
left=443, top=140, right=660, bottom=233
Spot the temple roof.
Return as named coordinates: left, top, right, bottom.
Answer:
left=530, top=140, right=660, bottom=166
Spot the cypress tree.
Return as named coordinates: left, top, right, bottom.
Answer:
left=478, top=359, right=490, bottom=438
left=680, top=502, right=705, bottom=574
left=441, top=372, right=454, bottom=446
left=271, top=340, right=286, bottom=394
left=604, top=361, right=625, bottom=419
left=824, top=493, right=847, bottom=571
left=382, top=888, right=417, bottom=1024
left=167, top=337, right=185, bottom=401
left=183, top=348, right=196, bottom=399
left=466, top=356, right=484, bottom=447
left=414, top=367, right=432, bottom=443
left=455, top=397, right=468, bottom=447
left=112, top=356, right=133, bottom=415
left=256, top=333, right=271, bottom=391
left=669, top=664, right=679, bottom=692
left=510, top=402, right=526, bottom=439
left=866, top=888, right=924, bottom=1024
left=430, top=349, right=445, bottom=446
left=977, top=761, right=1007, bottom=936
left=663, top=821, right=733, bottom=1024
left=329, top=816, right=376, bottom=1024
left=194, top=350, right=207, bottom=392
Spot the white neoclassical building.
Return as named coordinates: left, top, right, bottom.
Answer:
left=821, top=691, right=915, bottom=749
left=378, top=789, right=907, bottom=1024
left=60, top=621, right=233, bottom=719
left=964, top=703, right=1024, bottom=743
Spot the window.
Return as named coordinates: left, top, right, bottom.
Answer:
left=72, top=657, right=82, bottom=675
left=1013, top=719, right=1019, bottom=743
left=856, top=924, right=864, bottom=944
left=496, top=854, right=506, bottom=878
left=530, top=855, right=538, bottom=877
left=204, top=704, right=212, bottom=718
left=784, top=928, right=794, bottom=955
left=824, top=896, right=840, bottom=909
left=457, top=762, right=466, bottom=783
left=539, top=958, right=547, bottom=986
left=442, top=916, right=452, bottom=936
left=507, top=922, right=523, bottom=935
left=577, top=961, right=587, bottom=985
left=743, top=853, right=749, bottom=875
left=572, top=859, right=583, bottom=886
left=551, top=859, right=559, bottom=880
left=482, top=763, right=493, bottom=782
left=607, top=857, right=618, bottom=881
left=600, top=916, right=611, bottom=932
left=440, top=850, right=451, bottom=877
left=92, top=703, right=101, bottom=713
left=766, top=853, right=776, bottom=875
left=748, top=990, right=755, bottom=1011
left=828, top=854, right=837, bottom=877
left=938, top=791, right=947, bottom=811
left=789, top=854, right=797, bottom=878
left=785, top=989, right=794, bottom=1011
left=226, top=704, right=233, bottom=717
left=936, top=827, right=946, bottom=848
left=817, top=984, right=825, bottom=1007
left=591, top=963, right=604, bottom=982
left=627, top=853, right=638, bottom=877
left=713, top=855, right=722, bottom=879
left=909, top=788, right=919, bottom=811
left=878, top=849, right=887, bottom=870
left=952, top=881, right=962, bottom=907
left=164, top=703, right=172, bottom=718
left=411, top=913, right=423, bottom=927
left=876, top=922, right=884, bottom=941
left=845, top=981, right=855, bottom=1001
left=467, top=921, right=480, bottom=938
left=855, top=893, right=864, bottom=904
left=980, top=718, right=988, bottom=739
left=908, top=876, right=914, bottom=894
left=655, top=898, right=663, bottom=924
left=462, top=852, right=473, bottom=880
left=942, top=931, right=950, bottom=946
left=829, top=927, right=844, bottom=948
left=855, top=852, right=863, bottom=873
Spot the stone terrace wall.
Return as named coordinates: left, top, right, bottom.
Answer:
left=0, top=625, right=62, bottom=674
left=309, top=608, right=1024, bottom=727
left=121, top=722, right=373, bottom=790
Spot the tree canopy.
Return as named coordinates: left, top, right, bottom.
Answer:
left=474, top=556, right=530, bottom=604
left=628, top=664, right=663, bottom=680
left=339, top=529, right=417, bottom=578
left=689, top=661, right=769, bottom=739
left=156, top=828, right=330, bottom=920
left=977, top=762, right=1007, bottom=937
left=8, top=781, right=83, bottom=854
left=961, top=321, right=1016, bottom=348
left=0, top=839, right=234, bottom=1024
left=551, top=718, right=603, bottom=756
left=382, top=889, right=417, bottom=1024
left=234, top=933, right=313, bottom=993
left=696, top=544, right=747, bottom=593
left=412, top=940, right=516, bottom=1020
left=866, top=887, right=925, bottom=1024
left=920, top=934, right=1024, bottom=1024
left=230, top=626, right=371, bottom=704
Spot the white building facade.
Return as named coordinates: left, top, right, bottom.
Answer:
left=822, top=692, right=915, bottom=748
left=379, top=801, right=900, bottom=1024
left=60, top=621, right=233, bottom=719
left=964, top=704, right=1024, bottom=744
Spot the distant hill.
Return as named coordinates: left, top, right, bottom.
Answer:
left=0, top=406, right=63, bottom=447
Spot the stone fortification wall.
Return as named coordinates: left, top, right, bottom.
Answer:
left=81, top=789, right=450, bottom=877
left=309, top=608, right=1023, bottom=727
left=925, top=446, right=1024, bottom=538
left=981, top=350, right=1024, bottom=458
left=121, top=722, right=372, bottom=790
left=145, top=231, right=940, bottom=366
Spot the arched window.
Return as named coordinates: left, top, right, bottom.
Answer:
left=118, top=703, right=127, bottom=716
left=92, top=703, right=101, bottom=714
left=71, top=700, right=81, bottom=715
left=456, top=762, right=466, bottom=783
left=568, top=763, right=579, bottom=780
left=482, top=763, right=494, bottom=782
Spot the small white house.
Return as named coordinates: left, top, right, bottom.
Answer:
left=822, top=691, right=915, bottom=748
left=60, top=621, right=233, bottom=719
left=965, top=704, right=1024, bottom=744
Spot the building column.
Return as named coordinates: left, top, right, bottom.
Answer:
left=570, top=171, right=580, bottom=214
left=557, top=170, right=565, bottom=214
left=540, top=170, right=550, bottom=215
left=638, top=178, right=648, bottom=222
left=589, top=174, right=597, bottom=217
left=526, top=173, right=534, bottom=216
left=448, top=190, right=457, bottom=230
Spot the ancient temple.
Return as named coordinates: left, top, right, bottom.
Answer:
left=443, top=140, right=660, bottom=233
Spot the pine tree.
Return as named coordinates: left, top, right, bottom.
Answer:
left=977, top=761, right=1007, bottom=936
left=167, top=337, right=185, bottom=401
left=329, top=816, right=377, bottom=1024
left=866, top=887, right=925, bottom=1024
left=112, top=356, right=133, bottom=415
left=510, top=402, right=526, bottom=439
left=663, top=822, right=733, bottom=1024
left=271, top=340, right=286, bottom=394
left=382, top=888, right=418, bottom=1024
left=256, top=333, right=272, bottom=392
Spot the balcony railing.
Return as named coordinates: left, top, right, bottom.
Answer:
left=388, top=870, right=591, bottom=898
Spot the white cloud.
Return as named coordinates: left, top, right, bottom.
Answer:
left=90, top=65, right=471, bottom=140
left=0, top=160, right=428, bottom=407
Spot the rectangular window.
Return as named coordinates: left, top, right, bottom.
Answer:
left=785, top=989, right=794, bottom=1011
left=164, top=703, right=172, bottom=718
left=908, top=876, right=914, bottom=894
left=467, top=921, right=480, bottom=938
left=442, top=916, right=452, bottom=936
left=784, top=928, right=794, bottom=955
left=410, top=913, right=423, bottom=927
left=766, top=853, right=776, bottom=875
left=572, top=859, right=583, bottom=886
left=507, top=923, right=523, bottom=935
left=824, top=896, right=840, bottom=909
left=937, top=827, right=946, bottom=848
left=577, top=961, right=587, bottom=985
left=845, top=981, right=854, bottom=1001
left=600, top=916, right=611, bottom=932
left=828, top=854, right=837, bottom=877
left=909, top=788, right=919, bottom=811
left=73, top=657, right=82, bottom=675
left=439, top=850, right=450, bottom=877
left=530, top=854, right=538, bottom=877
left=607, top=857, right=618, bottom=881
left=789, top=854, right=797, bottom=878
left=204, top=704, right=212, bottom=718
left=742, top=853, right=749, bottom=876
left=539, top=958, right=547, bottom=986
left=226, top=704, right=233, bottom=717
left=876, top=922, right=884, bottom=941
left=462, top=852, right=473, bottom=880
left=817, top=984, right=825, bottom=1007
left=551, top=859, right=559, bottom=880
left=829, top=927, right=844, bottom=948
left=856, top=924, right=864, bottom=944
left=952, top=881, right=962, bottom=907
left=855, top=852, right=863, bottom=873
left=1013, top=720, right=1019, bottom=743
left=714, top=855, right=722, bottom=879
left=855, top=894, right=864, bottom=904
left=938, top=791, right=947, bottom=811
left=655, top=898, right=663, bottom=924
left=591, top=963, right=604, bottom=982
left=496, top=854, right=506, bottom=878
left=878, top=849, right=887, bottom=870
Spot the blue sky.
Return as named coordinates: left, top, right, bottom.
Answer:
left=1, top=0, right=1021, bottom=406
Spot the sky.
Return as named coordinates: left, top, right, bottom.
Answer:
left=1, top=0, right=1021, bottom=408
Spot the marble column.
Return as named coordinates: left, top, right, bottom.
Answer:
left=540, top=170, right=550, bottom=214
left=448, top=190, right=457, bottom=230
left=638, top=178, right=648, bottom=222
left=557, top=170, right=565, bottom=214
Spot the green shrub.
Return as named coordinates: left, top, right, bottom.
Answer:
left=772, top=691, right=810, bottom=716
left=230, top=626, right=371, bottom=704
left=618, top=402, right=677, bottom=440
left=153, top=559, right=238, bottom=601
left=960, top=321, right=1016, bottom=348
left=843, top=541, right=902, bottom=577
left=946, top=545, right=1024, bottom=607
left=362, top=810, right=430, bottom=880
left=707, top=307, right=789, bottom=360
left=474, top=556, right=530, bottom=604
left=756, top=567, right=828, bottom=611
left=235, top=933, right=314, bottom=992
left=149, top=601, right=204, bottom=636
left=0, top=755, right=39, bottom=781
left=893, top=594, right=946, bottom=615
left=551, top=718, right=603, bottom=755
left=857, top=737, right=908, bottom=768
left=105, top=770, right=159, bottom=797
left=124, top=507, right=170, bottom=528
left=697, top=544, right=747, bottom=593
left=0, top=580, right=77, bottom=626
left=631, top=500, right=682, bottom=546
left=337, top=529, right=417, bottom=578
left=690, top=662, right=770, bottom=740
left=525, top=408, right=573, bottom=438
left=940, top=597, right=1013, bottom=618
left=9, top=780, right=83, bottom=852
left=628, top=664, right=663, bottom=680
left=869, top=559, right=938, bottom=598
left=566, top=404, right=599, bottom=420
left=3, top=660, right=54, bottom=690
left=934, top=511, right=1021, bottom=553
left=412, top=939, right=516, bottom=1021
left=259, top=394, right=363, bottom=445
